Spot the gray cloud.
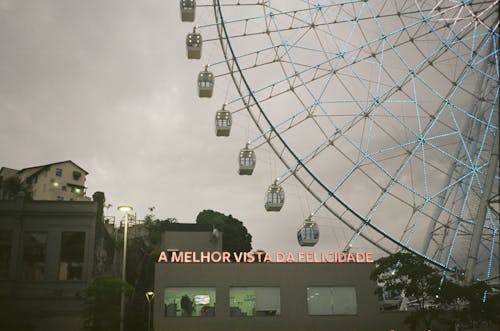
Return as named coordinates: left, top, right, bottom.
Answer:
left=1, top=0, right=497, bottom=275
left=0, top=0, right=327, bottom=254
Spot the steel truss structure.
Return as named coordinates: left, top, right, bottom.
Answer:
left=181, top=0, right=499, bottom=282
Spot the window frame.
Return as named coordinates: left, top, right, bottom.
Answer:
left=164, top=287, right=216, bottom=318
left=229, top=286, right=281, bottom=317
left=58, top=231, right=86, bottom=281
left=22, top=231, right=48, bottom=281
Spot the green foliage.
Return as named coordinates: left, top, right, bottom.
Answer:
left=371, top=251, right=441, bottom=307
left=439, top=280, right=499, bottom=327
left=125, top=212, right=177, bottom=331
left=143, top=217, right=178, bottom=252
left=82, top=275, right=133, bottom=331
left=2, top=177, right=22, bottom=197
left=196, top=209, right=252, bottom=254
left=371, top=252, right=443, bottom=330
left=483, top=292, right=500, bottom=325
left=371, top=251, right=499, bottom=330
left=1, top=177, right=32, bottom=200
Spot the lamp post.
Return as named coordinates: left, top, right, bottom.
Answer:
left=146, top=291, right=155, bottom=331
left=118, top=205, right=133, bottom=331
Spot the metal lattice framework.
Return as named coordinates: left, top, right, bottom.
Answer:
left=182, top=0, right=499, bottom=282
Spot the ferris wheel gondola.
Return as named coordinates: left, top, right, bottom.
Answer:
left=297, top=216, right=319, bottom=247
left=197, top=67, right=214, bottom=98
left=183, top=0, right=499, bottom=281
left=180, top=0, right=195, bottom=22
left=215, top=105, right=231, bottom=136
left=238, top=144, right=255, bottom=175
left=186, top=29, right=202, bottom=59
left=265, top=180, right=285, bottom=212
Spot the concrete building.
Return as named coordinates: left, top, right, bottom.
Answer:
left=153, top=224, right=409, bottom=331
left=161, top=223, right=222, bottom=252
left=0, top=191, right=116, bottom=330
left=0, top=160, right=90, bottom=201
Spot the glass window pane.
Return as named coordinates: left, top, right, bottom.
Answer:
left=0, top=230, right=12, bottom=278
left=23, top=232, right=48, bottom=281
left=307, top=287, right=333, bottom=315
left=230, top=287, right=280, bottom=317
left=59, top=232, right=85, bottom=280
left=333, top=287, right=357, bottom=314
left=164, top=287, right=216, bottom=317
left=307, top=287, right=357, bottom=315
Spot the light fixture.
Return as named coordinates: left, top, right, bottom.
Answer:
left=118, top=205, right=133, bottom=213
left=118, top=204, right=133, bottom=331
left=146, top=291, right=155, bottom=331
left=146, top=291, right=155, bottom=300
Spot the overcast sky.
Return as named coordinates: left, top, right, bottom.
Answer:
left=1, top=0, right=497, bottom=271
left=0, top=0, right=355, bottom=253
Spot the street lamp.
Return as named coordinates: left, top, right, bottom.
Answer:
left=145, top=291, right=155, bottom=331
left=118, top=205, right=133, bottom=331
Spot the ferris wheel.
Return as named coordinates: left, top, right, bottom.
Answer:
left=179, top=0, right=499, bottom=282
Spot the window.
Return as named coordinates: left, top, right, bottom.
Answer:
left=230, top=287, right=280, bottom=316
left=57, top=196, right=64, bottom=201
left=22, top=232, right=48, bottom=281
left=59, top=232, right=85, bottom=280
left=164, top=287, right=216, bottom=317
left=0, top=230, right=12, bottom=278
left=55, top=168, right=62, bottom=176
left=307, top=287, right=357, bottom=315
left=72, top=171, right=81, bottom=180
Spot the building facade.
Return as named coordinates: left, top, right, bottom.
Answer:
left=153, top=225, right=409, bottom=331
left=0, top=191, right=115, bottom=330
left=160, top=223, right=223, bottom=252
left=0, top=160, right=90, bottom=201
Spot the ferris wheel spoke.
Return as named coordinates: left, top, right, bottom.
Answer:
left=441, top=220, right=466, bottom=269
left=225, top=20, right=474, bottom=133
left=208, top=0, right=498, bottom=276
left=247, top=110, right=312, bottom=148
left=292, top=105, right=488, bottom=243
left=486, top=230, right=498, bottom=279
left=277, top=116, right=465, bottom=221
left=344, top=137, right=435, bottom=248
left=420, top=7, right=497, bottom=75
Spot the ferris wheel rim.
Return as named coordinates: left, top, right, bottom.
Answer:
left=210, top=0, right=470, bottom=271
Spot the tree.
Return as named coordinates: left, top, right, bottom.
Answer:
left=0, top=177, right=31, bottom=200
left=82, top=275, right=133, bottom=331
left=371, top=252, right=500, bottom=330
left=124, top=213, right=178, bottom=331
left=196, top=209, right=252, bottom=254
left=439, top=280, right=499, bottom=329
left=370, top=251, right=442, bottom=330
left=117, top=209, right=251, bottom=328
left=143, top=217, right=178, bottom=253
